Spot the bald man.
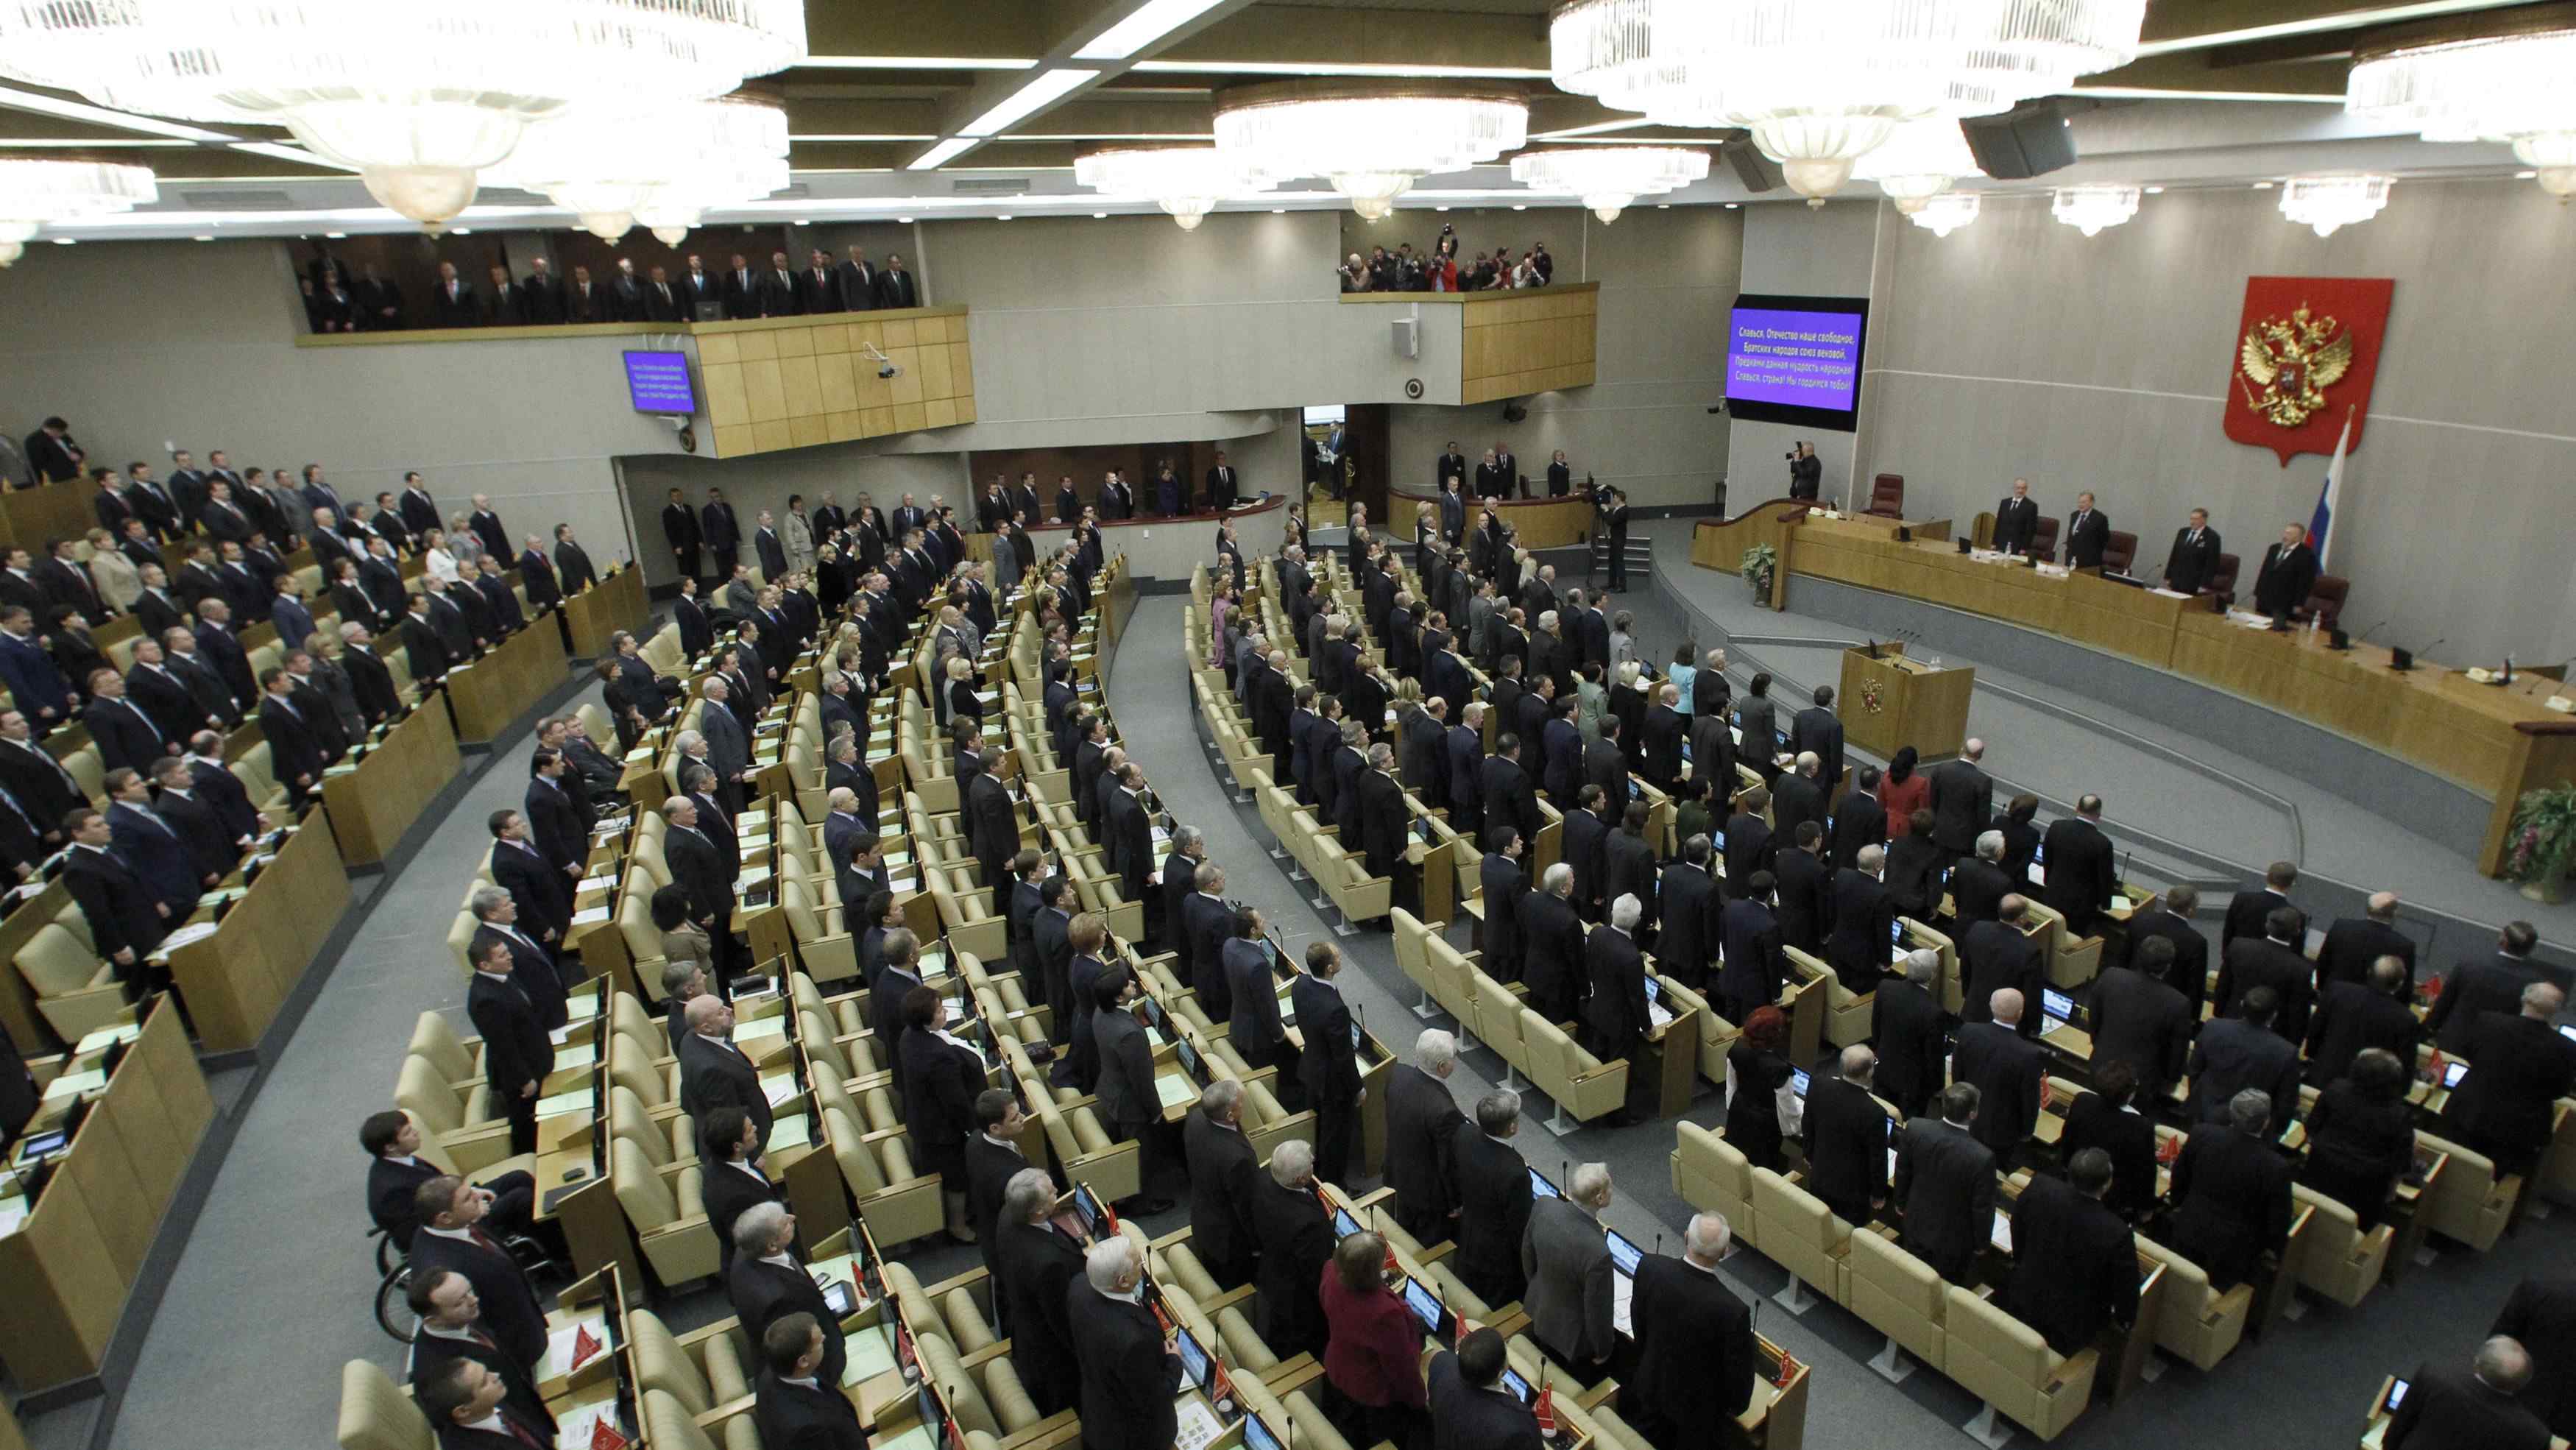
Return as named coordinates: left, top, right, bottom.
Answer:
left=1952, top=989, right=2046, bottom=1164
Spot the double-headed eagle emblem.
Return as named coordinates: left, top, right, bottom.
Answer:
left=2236, top=303, right=2354, bottom=428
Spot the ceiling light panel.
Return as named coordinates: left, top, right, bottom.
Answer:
left=962, top=70, right=1101, bottom=137
left=1077, top=0, right=1236, bottom=62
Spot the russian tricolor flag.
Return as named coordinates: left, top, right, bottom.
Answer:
left=2307, top=407, right=2352, bottom=570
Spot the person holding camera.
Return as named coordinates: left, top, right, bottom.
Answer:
left=1788, top=442, right=1822, bottom=501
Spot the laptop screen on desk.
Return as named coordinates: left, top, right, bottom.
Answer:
left=1333, top=1207, right=1362, bottom=1239
left=2042, top=989, right=2076, bottom=1024
left=2442, top=1059, right=2469, bottom=1089
left=1174, top=1326, right=1211, bottom=1392
left=1789, top=1069, right=1811, bottom=1102
left=1529, top=1167, right=1560, bottom=1199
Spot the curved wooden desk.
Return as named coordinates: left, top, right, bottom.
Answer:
left=1387, top=482, right=1596, bottom=550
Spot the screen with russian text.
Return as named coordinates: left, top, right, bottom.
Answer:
left=1724, top=294, right=1868, bottom=431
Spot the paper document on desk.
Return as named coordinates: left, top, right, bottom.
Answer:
left=1990, top=1209, right=2013, bottom=1253
left=1613, top=1273, right=1635, bottom=1337
left=765, top=1114, right=809, bottom=1154
left=844, top=1322, right=899, bottom=1385
left=74, top=1022, right=141, bottom=1054
left=537, top=1316, right=609, bottom=1380
left=761, top=1072, right=799, bottom=1108
left=1172, top=1398, right=1225, bottom=1450
left=535, top=1089, right=591, bottom=1120
left=570, top=906, right=611, bottom=927
left=1155, top=1073, right=1196, bottom=1110
left=0, top=1201, right=26, bottom=1237
left=158, top=922, right=219, bottom=952
left=2149, top=587, right=2193, bottom=600
left=44, top=1069, right=106, bottom=1100
left=1646, top=1002, right=1674, bottom=1032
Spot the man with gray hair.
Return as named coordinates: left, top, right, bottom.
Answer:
left=1825, top=841, right=1896, bottom=994
left=1522, top=860, right=1588, bottom=1025
left=1386, top=1028, right=1468, bottom=1241
left=467, top=882, right=567, bottom=1029
left=1251, top=1138, right=1335, bottom=1357
left=1894, top=1082, right=1996, bottom=1286
left=1182, top=1076, right=1262, bottom=1290
left=1626, top=1210, right=1755, bottom=1449
left=2444, top=980, right=2575, bottom=1175
left=2388, top=1334, right=2550, bottom=1449
left=1581, top=893, right=1653, bottom=1125
left=1452, top=1089, right=1535, bottom=1308
left=1067, top=1234, right=1183, bottom=1449
left=1928, top=734, right=1993, bottom=870
left=2167, top=1087, right=2296, bottom=1290
left=1356, top=739, right=1409, bottom=905
left=1522, top=1161, right=1618, bottom=1378
left=681, top=993, right=773, bottom=1149
left=727, top=1200, right=849, bottom=1388
left=994, top=1167, right=1085, bottom=1415
left=1803, top=1044, right=1892, bottom=1229
left=1953, top=986, right=2045, bottom=1161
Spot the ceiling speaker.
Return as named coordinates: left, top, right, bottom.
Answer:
left=1723, top=139, right=1783, bottom=194
left=1960, top=102, right=2077, bottom=180
left=1501, top=401, right=1528, bottom=423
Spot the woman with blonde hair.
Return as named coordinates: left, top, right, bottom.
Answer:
left=444, top=512, right=486, bottom=570
left=941, top=653, right=983, bottom=730
left=84, top=528, right=142, bottom=611
left=421, top=528, right=461, bottom=584
left=303, top=628, right=368, bottom=742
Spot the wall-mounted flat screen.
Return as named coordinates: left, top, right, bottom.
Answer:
left=1724, top=294, right=1868, bottom=431
left=624, top=350, right=697, bottom=414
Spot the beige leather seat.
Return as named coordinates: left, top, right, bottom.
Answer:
left=2290, top=1184, right=2391, bottom=1307
left=643, top=1385, right=761, bottom=1450
left=1521, top=1010, right=1627, bottom=1132
left=394, top=1054, right=512, bottom=1175
left=1752, top=1167, right=1850, bottom=1309
left=821, top=1104, right=943, bottom=1245
left=2131, top=1237, right=2249, bottom=1371
left=336, top=1359, right=431, bottom=1450
left=1943, top=1284, right=2099, bottom=1442
left=16, top=917, right=126, bottom=1042
left=2416, top=1130, right=2514, bottom=1252
left=1844, top=1225, right=1945, bottom=1377
left=1673, top=1122, right=1759, bottom=1256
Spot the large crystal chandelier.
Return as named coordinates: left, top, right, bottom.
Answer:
left=1508, top=147, right=1709, bottom=222
left=1214, top=82, right=1526, bottom=219
left=2279, top=174, right=2394, bottom=236
left=1851, top=116, right=1984, bottom=211
left=1551, top=0, right=2143, bottom=203
left=0, top=1, right=805, bottom=226
left=0, top=158, right=158, bottom=266
left=2052, top=185, right=2140, bottom=236
left=501, top=88, right=791, bottom=243
left=1907, top=190, right=1981, bottom=236
left=1074, top=146, right=1275, bottom=230
left=2347, top=25, right=2576, bottom=198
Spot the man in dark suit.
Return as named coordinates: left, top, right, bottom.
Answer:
left=2162, top=507, right=2223, bottom=595
left=2251, top=521, right=2320, bottom=618
left=2492, top=1277, right=2576, bottom=1439
left=1429, top=1330, right=1545, bottom=1450
left=1624, top=1212, right=1756, bottom=1450
left=2444, top=982, right=2575, bottom=1175
left=2429, top=922, right=2547, bottom=1055
left=2223, top=864, right=2301, bottom=955
left=1771, top=820, right=1830, bottom=953
left=1954, top=991, right=2046, bottom=1164
left=751, top=1314, right=866, bottom=1450
left=960, top=1091, right=1031, bottom=1301
left=1451, top=1091, right=1535, bottom=1310
left=1204, top=450, right=1239, bottom=511
left=2039, top=795, right=2117, bottom=937
left=1294, top=944, right=1362, bottom=1186
left=875, top=255, right=919, bottom=308
left=2187, top=987, right=2301, bottom=1137
left=726, top=1203, right=848, bottom=1388
left=2005, top=1147, right=2139, bottom=1354
left=1658, top=833, right=1720, bottom=991
left=1718, top=872, right=1786, bottom=1026
left=487, top=810, right=573, bottom=950
left=2167, top=1088, right=2295, bottom=1290
left=1992, top=478, right=2039, bottom=555
left=696, top=1107, right=778, bottom=1277
left=2318, top=892, right=2417, bottom=991
left=1830, top=765, right=1888, bottom=869
left=464, top=923, right=555, bottom=1150
left=1518, top=865, right=1588, bottom=1028
left=2090, top=944, right=2193, bottom=1099
left=832, top=246, right=877, bottom=313
left=1222, top=908, right=1288, bottom=1078
left=1824, top=846, right=1897, bottom=995
left=1959, top=899, right=2043, bottom=1036
left=994, top=1168, right=1086, bottom=1416
left=1877, top=950, right=1949, bottom=1120
left=1482, top=737, right=1542, bottom=860
left=679, top=994, right=774, bottom=1150
left=1182, top=1081, right=1263, bottom=1290
left=2213, top=904, right=2316, bottom=1043
left=1180, top=868, right=1232, bottom=1028
left=1068, top=1235, right=1186, bottom=1450
left=2386, top=1337, right=2555, bottom=1450
left=1722, top=788, right=1777, bottom=896
left=1926, top=740, right=1994, bottom=867
left=1521, top=1166, right=1618, bottom=1379
left=1803, top=1045, right=1893, bottom=1228
left=1386, top=1032, right=1469, bottom=1242
left=82, top=668, right=170, bottom=773
left=407, top=1267, right=556, bottom=1437
left=1790, top=686, right=1843, bottom=793
left=407, top=1174, right=550, bottom=1368
left=1894, top=1084, right=1998, bottom=1285
left=2129, top=883, right=2211, bottom=1014
left=2062, top=492, right=2112, bottom=569
left=2306, top=957, right=2421, bottom=1087
left=551, top=525, right=596, bottom=593
left=425, top=262, right=478, bottom=327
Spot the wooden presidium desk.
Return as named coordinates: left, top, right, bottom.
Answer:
left=558, top=566, right=649, bottom=661
left=446, top=615, right=571, bottom=745
left=161, top=808, right=352, bottom=1055
left=1694, top=503, right=2576, bottom=875
left=0, top=1000, right=212, bottom=1394
left=320, top=690, right=462, bottom=868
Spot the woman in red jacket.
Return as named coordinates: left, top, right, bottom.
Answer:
left=1318, top=1231, right=1428, bottom=1449
left=1878, top=744, right=1931, bottom=835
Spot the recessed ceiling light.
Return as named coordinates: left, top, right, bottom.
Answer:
left=1075, top=0, right=1235, bottom=60
left=2144, top=185, right=2165, bottom=194
left=998, top=213, right=1013, bottom=220
left=1272, top=208, right=1286, bottom=213
left=799, top=56, right=1036, bottom=71
left=1434, top=205, right=1450, bottom=212
left=1512, top=203, right=1527, bottom=211
left=52, top=237, right=74, bottom=245
left=2252, top=181, right=2274, bottom=190
left=193, top=235, right=213, bottom=241
left=795, top=219, right=810, bottom=226
left=1094, top=211, right=1108, bottom=218
left=961, top=68, right=1099, bottom=138
left=2516, top=169, right=2539, bottom=180
left=325, top=231, right=347, bottom=238
left=897, top=216, right=914, bottom=223
left=453, top=227, right=473, bottom=235
left=1724, top=202, right=1740, bottom=208
left=1657, top=203, right=1670, bottom=208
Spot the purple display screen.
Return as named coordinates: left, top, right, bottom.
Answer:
left=1727, top=308, right=1864, bottom=412
left=623, top=350, right=697, bottom=414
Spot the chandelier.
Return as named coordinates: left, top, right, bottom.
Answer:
left=2278, top=174, right=2394, bottom=236
left=1074, top=146, right=1274, bottom=230
left=0, top=158, right=158, bottom=266
left=1550, top=0, right=2144, bottom=202
left=1214, top=82, right=1526, bottom=218
left=1851, top=116, right=1984, bottom=211
left=2052, top=185, right=2140, bottom=236
left=0, top=1, right=806, bottom=226
left=2347, top=25, right=2576, bottom=198
left=1906, top=190, right=1981, bottom=236
left=500, top=88, right=790, bottom=242
left=1508, top=147, right=1709, bottom=222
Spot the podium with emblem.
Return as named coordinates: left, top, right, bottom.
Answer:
left=1839, top=643, right=1975, bottom=765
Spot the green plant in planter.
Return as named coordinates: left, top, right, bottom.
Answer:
left=1741, top=542, right=1778, bottom=596
left=2506, top=780, right=2576, bottom=885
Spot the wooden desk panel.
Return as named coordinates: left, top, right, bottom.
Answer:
left=322, top=695, right=462, bottom=867
left=560, top=566, right=648, bottom=661
left=2056, top=573, right=2183, bottom=669
left=166, top=810, right=350, bottom=1054
left=448, top=620, right=570, bottom=743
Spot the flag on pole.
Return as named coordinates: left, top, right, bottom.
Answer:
left=2307, top=406, right=2353, bottom=570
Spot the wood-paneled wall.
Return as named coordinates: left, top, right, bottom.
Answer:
left=698, top=307, right=975, bottom=459
left=1461, top=283, right=1598, bottom=404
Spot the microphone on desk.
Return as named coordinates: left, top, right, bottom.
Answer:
left=1864, top=637, right=1881, bottom=661
left=2391, top=638, right=2442, bottom=673
left=1654, top=1231, right=1665, bottom=1262
left=2341, top=618, right=2388, bottom=655
left=2119, top=849, right=2135, bottom=893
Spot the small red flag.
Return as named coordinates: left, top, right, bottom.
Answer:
left=1532, top=1382, right=1558, bottom=1437
left=570, top=1323, right=604, bottom=1369
left=589, top=1413, right=630, bottom=1450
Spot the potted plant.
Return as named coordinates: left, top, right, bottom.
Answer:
left=1740, top=542, right=1777, bottom=600
left=2505, top=780, right=2576, bottom=903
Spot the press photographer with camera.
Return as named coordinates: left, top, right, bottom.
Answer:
left=1787, top=442, right=1822, bottom=501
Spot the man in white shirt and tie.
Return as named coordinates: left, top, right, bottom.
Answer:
left=2064, top=490, right=2112, bottom=571
left=406, top=1269, right=557, bottom=1440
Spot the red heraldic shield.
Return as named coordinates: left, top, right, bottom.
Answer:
left=2222, top=275, right=2396, bottom=466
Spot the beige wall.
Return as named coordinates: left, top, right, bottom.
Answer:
left=1724, top=199, right=1883, bottom=509
left=0, top=238, right=664, bottom=564
left=1853, top=177, right=2576, bottom=662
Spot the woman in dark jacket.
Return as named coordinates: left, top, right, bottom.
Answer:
left=1317, top=1231, right=1428, bottom=1450
left=896, top=983, right=988, bottom=1242
left=1607, top=660, right=1650, bottom=754
left=1724, top=1005, right=1797, bottom=1170
left=1999, top=794, right=2042, bottom=881
left=1155, top=460, right=1183, bottom=517
left=2299, top=1048, right=2417, bottom=1230
left=1736, top=672, right=1780, bottom=777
